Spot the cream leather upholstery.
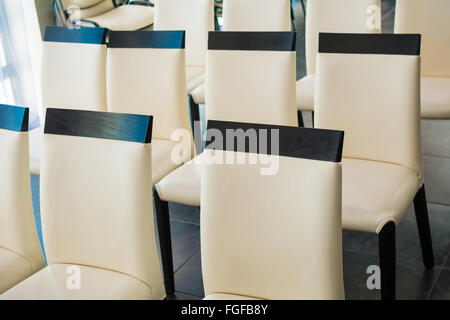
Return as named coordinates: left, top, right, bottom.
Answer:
left=342, top=158, right=422, bottom=233
left=1, top=264, right=152, bottom=300
left=315, top=34, right=423, bottom=233
left=297, top=0, right=380, bottom=111
left=42, top=28, right=107, bottom=113
left=81, top=4, right=155, bottom=31
left=420, top=77, right=450, bottom=119
left=107, top=31, right=193, bottom=184
left=395, top=0, right=450, bottom=118
left=205, top=50, right=297, bottom=126
left=154, top=0, right=214, bottom=93
left=78, top=0, right=115, bottom=19
left=34, top=27, right=109, bottom=175
left=1, top=109, right=165, bottom=300
left=61, top=0, right=105, bottom=8
left=201, top=122, right=344, bottom=300
left=156, top=32, right=298, bottom=204
left=191, top=0, right=292, bottom=104
left=0, top=106, right=45, bottom=294
left=222, top=0, right=291, bottom=31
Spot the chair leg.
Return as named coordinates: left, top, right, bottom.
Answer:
left=153, top=188, right=175, bottom=296
left=413, top=184, right=434, bottom=269
left=378, top=221, right=396, bottom=300
left=297, top=110, right=304, bottom=127
left=188, top=94, right=202, bottom=153
left=311, top=111, right=315, bottom=128
left=290, top=0, right=296, bottom=31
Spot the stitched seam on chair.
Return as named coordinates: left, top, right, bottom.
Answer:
left=49, top=261, right=153, bottom=297
left=0, top=245, right=35, bottom=272
left=342, top=156, right=423, bottom=178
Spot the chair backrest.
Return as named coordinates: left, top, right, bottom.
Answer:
left=394, top=0, right=450, bottom=78
left=314, top=33, right=423, bottom=175
left=154, top=0, right=214, bottom=67
left=205, top=31, right=297, bottom=126
left=0, top=105, right=45, bottom=282
left=201, top=120, right=345, bottom=299
left=306, top=0, right=381, bottom=75
left=40, top=108, right=165, bottom=299
left=42, top=27, right=108, bottom=115
left=222, top=0, right=291, bottom=31
left=107, top=30, right=191, bottom=141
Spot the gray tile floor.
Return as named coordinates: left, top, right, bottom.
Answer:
left=28, top=0, right=449, bottom=300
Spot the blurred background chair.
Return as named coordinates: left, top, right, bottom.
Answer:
left=106, top=30, right=193, bottom=185
left=155, top=31, right=298, bottom=295
left=0, top=108, right=164, bottom=300
left=154, top=0, right=214, bottom=119
left=201, top=120, right=344, bottom=300
left=54, top=0, right=155, bottom=31
left=0, top=105, right=45, bottom=294
left=296, top=0, right=381, bottom=126
left=314, top=33, right=434, bottom=300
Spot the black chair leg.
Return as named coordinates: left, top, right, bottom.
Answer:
left=311, top=111, right=315, bottom=128
left=290, top=0, right=296, bottom=31
left=153, top=188, right=175, bottom=296
left=188, top=94, right=202, bottom=153
left=413, top=184, right=434, bottom=269
left=297, top=110, right=304, bottom=127
left=378, top=221, right=396, bottom=300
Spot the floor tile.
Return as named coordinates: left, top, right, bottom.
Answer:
left=343, top=203, right=450, bottom=267
left=397, top=203, right=450, bottom=266
left=429, top=267, right=450, bottom=300
left=174, top=250, right=205, bottom=298
left=343, top=250, right=440, bottom=300
left=169, top=202, right=200, bottom=225
left=170, top=221, right=201, bottom=272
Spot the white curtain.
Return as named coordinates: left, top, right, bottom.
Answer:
left=0, top=0, right=42, bottom=129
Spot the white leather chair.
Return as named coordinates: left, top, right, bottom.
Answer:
left=0, top=105, right=45, bottom=294
left=394, top=0, right=450, bottom=119
left=31, top=26, right=109, bottom=175
left=154, top=31, right=298, bottom=295
left=190, top=0, right=292, bottom=111
left=80, top=1, right=155, bottom=31
left=296, top=0, right=381, bottom=126
left=154, top=0, right=214, bottom=97
left=314, top=33, right=434, bottom=300
left=54, top=0, right=116, bottom=26
left=1, top=108, right=165, bottom=300
left=106, top=30, right=192, bottom=185
left=201, top=120, right=345, bottom=300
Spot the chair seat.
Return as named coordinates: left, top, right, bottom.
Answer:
left=82, top=5, right=154, bottom=31
left=204, top=293, right=260, bottom=300
left=296, top=74, right=315, bottom=112
left=0, top=264, right=152, bottom=300
left=421, top=77, right=450, bottom=119
left=156, top=156, right=423, bottom=234
left=155, top=154, right=201, bottom=206
left=186, top=66, right=205, bottom=94
left=0, top=247, right=34, bottom=294
left=191, top=82, right=205, bottom=104
left=342, top=158, right=422, bottom=233
left=152, top=139, right=190, bottom=185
